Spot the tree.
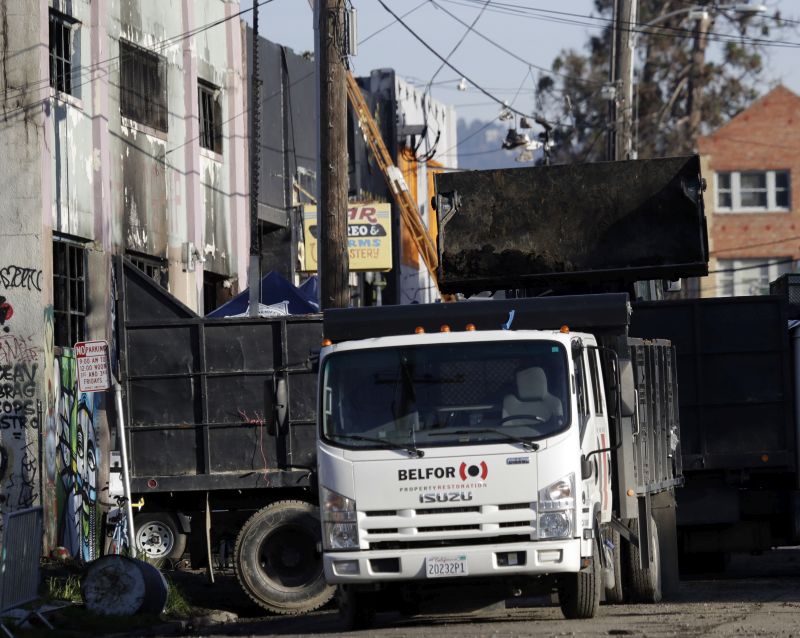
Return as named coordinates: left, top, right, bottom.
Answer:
left=538, top=0, right=789, bottom=162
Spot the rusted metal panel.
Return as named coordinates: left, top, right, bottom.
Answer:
left=434, top=156, right=708, bottom=294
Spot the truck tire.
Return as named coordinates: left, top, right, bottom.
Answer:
left=134, top=512, right=187, bottom=562
left=234, top=500, right=335, bottom=615
left=557, top=539, right=601, bottom=619
left=338, top=586, right=375, bottom=630
left=602, top=526, right=624, bottom=604
left=625, top=516, right=662, bottom=603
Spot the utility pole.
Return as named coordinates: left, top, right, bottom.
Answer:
left=609, top=0, right=637, bottom=161
left=317, top=0, right=349, bottom=309
left=605, top=0, right=619, bottom=162
left=615, top=0, right=636, bottom=160
left=248, top=0, right=261, bottom=317
left=686, top=12, right=711, bottom=149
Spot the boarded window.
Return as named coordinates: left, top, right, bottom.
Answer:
left=198, top=80, right=223, bottom=154
left=119, top=40, right=168, bottom=132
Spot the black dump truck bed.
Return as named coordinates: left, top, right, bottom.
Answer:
left=116, top=259, right=323, bottom=492
left=433, top=155, right=708, bottom=294
left=630, top=295, right=795, bottom=474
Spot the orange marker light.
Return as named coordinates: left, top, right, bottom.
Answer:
left=321, top=338, right=332, bottom=347
left=415, top=326, right=426, bottom=334
left=465, top=323, right=476, bottom=331
left=560, top=325, right=570, bottom=333
left=440, top=325, right=451, bottom=333
left=761, top=454, right=769, bottom=463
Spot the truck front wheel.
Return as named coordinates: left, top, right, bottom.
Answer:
left=557, top=539, right=601, bottom=619
left=234, top=500, right=335, bottom=615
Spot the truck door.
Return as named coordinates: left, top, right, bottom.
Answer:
left=574, top=345, right=612, bottom=523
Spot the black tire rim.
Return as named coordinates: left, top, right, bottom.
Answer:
left=257, top=524, right=320, bottom=591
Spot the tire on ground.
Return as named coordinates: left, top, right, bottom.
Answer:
left=134, top=512, right=187, bottom=561
left=234, top=499, right=335, bottom=615
left=624, top=516, right=662, bottom=603
left=558, top=538, right=601, bottom=619
left=602, top=525, right=624, bottom=604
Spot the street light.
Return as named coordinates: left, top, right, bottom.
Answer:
left=620, top=2, right=768, bottom=159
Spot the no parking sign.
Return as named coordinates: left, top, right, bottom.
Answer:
left=74, top=340, right=111, bottom=392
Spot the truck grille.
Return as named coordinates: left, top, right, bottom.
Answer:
left=361, top=502, right=535, bottom=549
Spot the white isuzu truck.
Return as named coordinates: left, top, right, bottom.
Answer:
left=316, top=295, right=683, bottom=628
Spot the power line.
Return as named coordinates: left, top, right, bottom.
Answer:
left=358, top=0, right=429, bottom=45
left=375, top=0, right=557, bottom=125
left=428, top=0, right=603, bottom=87
left=443, top=0, right=800, bottom=49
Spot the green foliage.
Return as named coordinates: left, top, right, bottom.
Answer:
left=538, top=0, right=791, bottom=161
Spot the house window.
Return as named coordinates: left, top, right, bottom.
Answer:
left=127, top=251, right=168, bottom=289
left=715, top=171, right=791, bottom=212
left=53, top=239, right=87, bottom=347
left=198, top=80, right=223, bottom=154
left=717, top=257, right=793, bottom=296
left=119, top=40, right=168, bottom=132
left=49, top=9, right=78, bottom=95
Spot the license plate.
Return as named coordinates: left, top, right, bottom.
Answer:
left=425, top=555, right=468, bottom=578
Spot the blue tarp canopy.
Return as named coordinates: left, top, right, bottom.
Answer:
left=206, top=271, right=319, bottom=317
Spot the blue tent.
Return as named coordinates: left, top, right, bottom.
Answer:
left=206, top=271, right=319, bottom=317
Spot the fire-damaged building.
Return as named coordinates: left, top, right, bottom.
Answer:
left=0, top=0, right=248, bottom=558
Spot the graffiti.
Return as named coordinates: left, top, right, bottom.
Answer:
left=0, top=362, right=38, bottom=434
left=0, top=296, right=12, bottom=333
left=42, top=306, right=58, bottom=549
left=0, top=266, right=42, bottom=292
left=7, top=441, right=37, bottom=509
left=55, top=353, right=99, bottom=562
left=0, top=334, right=38, bottom=365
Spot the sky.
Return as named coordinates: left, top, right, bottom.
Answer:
left=242, top=0, right=800, bottom=128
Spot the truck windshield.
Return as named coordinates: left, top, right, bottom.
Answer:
left=321, top=340, right=570, bottom=449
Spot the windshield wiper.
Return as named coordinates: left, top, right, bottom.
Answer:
left=429, top=429, right=539, bottom=451
left=328, top=433, right=425, bottom=458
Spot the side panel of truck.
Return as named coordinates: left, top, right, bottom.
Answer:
left=119, top=260, right=322, bottom=493
left=630, top=296, right=799, bottom=555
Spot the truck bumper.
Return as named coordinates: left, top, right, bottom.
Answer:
left=324, top=538, right=581, bottom=583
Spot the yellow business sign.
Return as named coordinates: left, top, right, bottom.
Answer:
left=301, top=203, right=392, bottom=272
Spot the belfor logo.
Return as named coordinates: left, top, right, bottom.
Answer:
left=459, top=461, right=488, bottom=481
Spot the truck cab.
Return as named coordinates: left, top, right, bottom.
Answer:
left=317, top=324, right=616, bottom=621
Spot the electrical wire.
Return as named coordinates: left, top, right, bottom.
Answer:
left=358, top=0, right=429, bottom=45
left=443, top=0, right=800, bottom=49
left=375, top=0, right=557, bottom=125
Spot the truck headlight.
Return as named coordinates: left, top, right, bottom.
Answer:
left=321, top=486, right=359, bottom=550
left=537, top=474, right=575, bottom=540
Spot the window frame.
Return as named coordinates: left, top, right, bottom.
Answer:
left=126, top=250, right=168, bottom=289
left=119, top=39, right=168, bottom=132
left=715, top=170, right=791, bottom=213
left=716, top=257, right=793, bottom=296
left=49, top=8, right=79, bottom=96
left=53, top=238, right=88, bottom=348
left=198, top=79, right=223, bottom=154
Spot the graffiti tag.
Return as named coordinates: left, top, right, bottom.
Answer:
left=0, top=266, right=42, bottom=292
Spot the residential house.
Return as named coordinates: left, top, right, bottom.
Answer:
left=696, top=85, right=800, bottom=297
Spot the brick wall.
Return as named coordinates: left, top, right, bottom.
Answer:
left=697, top=85, right=800, bottom=296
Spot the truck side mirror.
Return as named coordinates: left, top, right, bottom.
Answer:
left=618, top=360, right=636, bottom=417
